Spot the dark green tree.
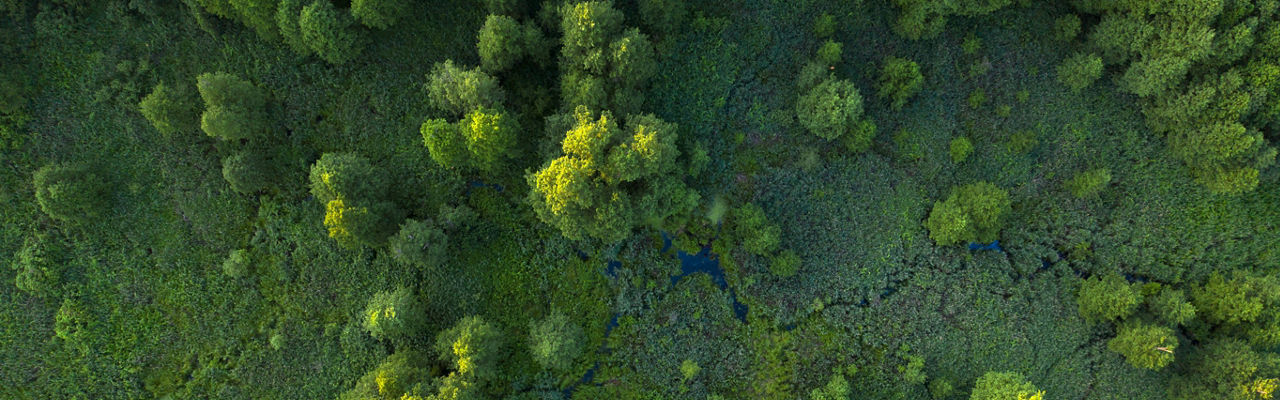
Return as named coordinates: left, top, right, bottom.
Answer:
left=816, top=40, right=842, bottom=66
left=1077, top=272, right=1140, bottom=324
left=1170, top=339, right=1279, bottom=400
left=924, top=181, right=1010, bottom=246
left=1192, top=272, right=1272, bottom=326
left=1147, top=287, right=1196, bottom=326
left=229, top=0, right=279, bottom=39
left=11, top=232, right=65, bottom=297
left=222, top=150, right=274, bottom=194
left=1108, top=322, right=1177, bottom=370
left=277, top=0, right=312, bottom=55
left=426, top=60, right=506, bottom=116
left=300, top=0, right=364, bottom=65
left=609, top=28, right=657, bottom=89
left=351, top=0, right=406, bottom=29
left=386, top=219, right=446, bottom=269
left=196, top=72, right=268, bottom=141
left=1057, top=52, right=1103, bottom=92
left=796, top=77, right=868, bottom=141
left=1053, top=14, right=1080, bottom=41
left=139, top=83, right=199, bottom=137
left=528, top=310, right=584, bottom=372
left=477, top=14, right=526, bottom=72
left=33, top=162, right=108, bottom=224
left=877, top=56, right=924, bottom=110
left=730, top=203, right=780, bottom=257
left=309, top=152, right=400, bottom=248
left=1064, top=168, right=1111, bottom=198
left=637, top=0, right=687, bottom=36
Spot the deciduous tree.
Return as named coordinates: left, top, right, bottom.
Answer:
left=351, top=0, right=406, bottom=29
left=1108, top=322, right=1177, bottom=370
left=797, top=77, right=868, bottom=141
left=969, top=371, right=1043, bottom=400
left=877, top=56, right=923, bottom=110
left=300, top=0, right=364, bottom=65
left=363, top=287, right=426, bottom=342
left=1078, top=272, right=1140, bottom=324
left=528, top=310, right=584, bottom=372
left=33, top=162, right=108, bottom=224
left=924, top=181, right=1010, bottom=246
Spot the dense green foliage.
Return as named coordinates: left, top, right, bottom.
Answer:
left=5, top=1, right=1280, bottom=399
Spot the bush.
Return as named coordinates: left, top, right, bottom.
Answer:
left=222, top=249, right=250, bottom=278
left=924, top=182, right=1010, bottom=246
left=528, top=310, right=585, bottom=372
left=1064, top=168, right=1111, bottom=198
left=731, top=203, right=780, bottom=256
left=967, top=87, right=986, bottom=109
left=1057, top=52, right=1103, bottom=92
left=363, top=287, right=427, bottom=342
left=350, top=0, right=406, bottom=29
left=813, top=13, right=835, bottom=38
left=949, top=137, right=973, bottom=163
left=816, top=40, right=842, bottom=66
left=877, top=57, right=924, bottom=110
left=768, top=250, right=800, bottom=278
left=33, top=162, right=108, bottom=224
left=139, top=83, right=199, bottom=137
left=796, top=77, right=867, bottom=141
left=1077, top=273, right=1140, bottom=324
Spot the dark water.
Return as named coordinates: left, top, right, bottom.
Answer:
left=968, top=240, right=1004, bottom=252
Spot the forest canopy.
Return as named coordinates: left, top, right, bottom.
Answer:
left=1, top=0, right=1278, bottom=399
